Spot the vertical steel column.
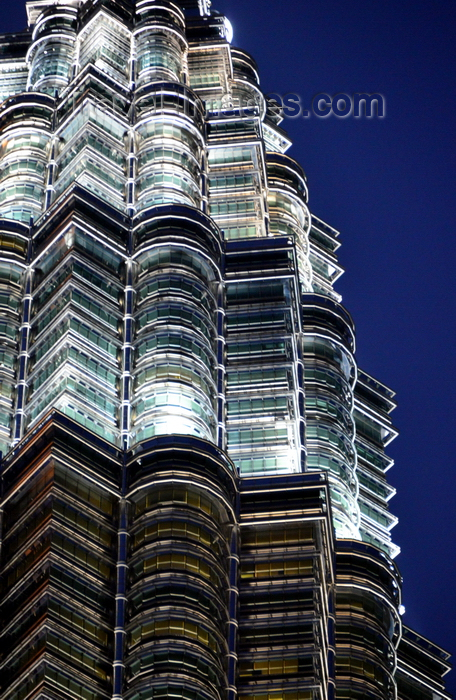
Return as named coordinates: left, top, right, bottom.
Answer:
left=112, top=455, right=128, bottom=700
left=217, top=282, right=226, bottom=450
left=13, top=260, right=33, bottom=444
left=227, top=521, right=239, bottom=700
left=121, top=255, right=134, bottom=449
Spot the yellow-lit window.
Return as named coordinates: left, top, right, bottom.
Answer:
left=241, top=559, right=312, bottom=579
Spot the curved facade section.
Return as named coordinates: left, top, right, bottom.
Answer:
left=230, top=48, right=260, bottom=88
left=266, top=153, right=312, bottom=292
left=0, top=220, right=28, bottom=453
left=335, top=541, right=401, bottom=700
left=135, top=83, right=204, bottom=210
left=0, top=94, right=53, bottom=223
left=131, top=206, right=222, bottom=444
left=27, top=5, right=78, bottom=95
left=134, top=0, right=187, bottom=85
left=302, top=294, right=361, bottom=539
left=125, top=438, right=237, bottom=700
left=230, top=47, right=266, bottom=121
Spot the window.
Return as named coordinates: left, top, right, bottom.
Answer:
left=210, top=199, right=256, bottom=216
left=138, top=147, right=199, bottom=177
left=240, top=559, right=312, bottom=579
left=130, top=618, right=219, bottom=652
left=30, top=40, right=74, bottom=87
left=239, top=658, right=300, bottom=677
left=241, top=525, right=313, bottom=548
left=241, top=623, right=313, bottom=645
left=209, top=173, right=253, bottom=190
left=227, top=396, right=288, bottom=418
left=3, top=466, right=54, bottom=533
left=136, top=333, right=215, bottom=370
left=227, top=367, right=289, bottom=389
left=336, top=656, right=389, bottom=688
left=53, top=532, right=113, bottom=578
left=132, top=521, right=218, bottom=553
left=226, top=280, right=286, bottom=304
left=127, top=648, right=220, bottom=685
left=137, top=121, right=201, bottom=156
left=135, top=363, right=215, bottom=401
left=223, top=225, right=258, bottom=239
left=238, top=692, right=312, bottom=700
left=46, top=666, right=105, bottom=700
left=79, top=14, right=130, bottom=84
left=208, top=147, right=253, bottom=165
left=136, top=305, right=215, bottom=340
left=6, top=534, right=50, bottom=586
left=0, top=157, right=46, bottom=181
left=137, top=246, right=214, bottom=283
left=237, top=454, right=292, bottom=475
left=137, top=276, right=215, bottom=314
left=226, top=309, right=290, bottom=331
left=49, top=600, right=109, bottom=645
left=47, top=632, right=109, bottom=681
left=54, top=500, right=114, bottom=548
left=55, top=467, right=115, bottom=515
left=134, top=486, right=224, bottom=524
left=227, top=339, right=287, bottom=360
left=58, top=131, right=124, bottom=172
left=228, top=427, right=288, bottom=446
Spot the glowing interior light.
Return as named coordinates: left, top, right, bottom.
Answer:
left=153, top=415, right=205, bottom=438
left=199, top=0, right=212, bottom=16
left=224, top=18, right=233, bottom=43
left=399, top=605, right=406, bottom=616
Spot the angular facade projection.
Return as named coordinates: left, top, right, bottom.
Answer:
left=0, top=1, right=451, bottom=700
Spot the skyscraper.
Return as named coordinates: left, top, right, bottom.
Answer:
left=0, top=0, right=451, bottom=699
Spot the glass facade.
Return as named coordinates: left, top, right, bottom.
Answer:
left=0, top=2, right=451, bottom=700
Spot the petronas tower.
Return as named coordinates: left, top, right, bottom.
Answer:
left=0, top=1, right=451, bottom=699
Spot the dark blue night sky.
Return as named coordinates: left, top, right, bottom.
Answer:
left=2, top=0, right=456, bottom=692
